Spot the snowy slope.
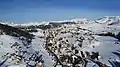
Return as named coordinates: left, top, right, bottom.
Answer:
left=31, top=29, right=54, bottom=67
left=0, top=28, right=54, bottom=67
left=0, top=35, right=19, bottom=59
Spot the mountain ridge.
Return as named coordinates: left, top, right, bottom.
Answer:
left=1, top=16, right=120, bottom=26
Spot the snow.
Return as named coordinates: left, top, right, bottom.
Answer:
left=8, top=64, right=26, bottom=67
left=0, top=21, right=49, bottom=26
left=0, top=35, right=20, bottom=57
left=0, top=30, right=54, bottom=67
left=31, top=37, right=54, bottom=67
left=31, top=29, right=44, bottom=37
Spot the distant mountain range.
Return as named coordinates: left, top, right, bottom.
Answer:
left=1, top=16, right=120, bottom=26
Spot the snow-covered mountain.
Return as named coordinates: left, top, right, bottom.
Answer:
left=95, top=16, right=120, bottom=25
left=0, top=16, right=120, bottom=67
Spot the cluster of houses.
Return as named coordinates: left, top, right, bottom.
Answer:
left=44, top=24, right=103, bottom=67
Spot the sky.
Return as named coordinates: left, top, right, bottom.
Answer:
left=0, top=0, right=120, bottom=23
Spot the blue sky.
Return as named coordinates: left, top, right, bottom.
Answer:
left=0, top=0, right=120, bottom=23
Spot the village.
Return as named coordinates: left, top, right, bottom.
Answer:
left=43, top=24, right=106, bottom=67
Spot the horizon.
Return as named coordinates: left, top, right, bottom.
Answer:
left=0, top=0, right=120, bottom=23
